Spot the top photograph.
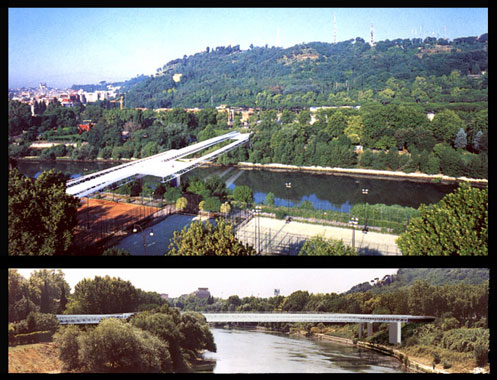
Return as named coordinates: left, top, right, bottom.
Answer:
left=8, top=7, right=488, bottom=256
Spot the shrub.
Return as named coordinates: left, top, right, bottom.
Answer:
left=53, top=325, right=82, bottom=370
left=404, top=336, right=419, bottom=347
left=298, top=200, right=314, bottom=210
left=474, top=342, right=488, bottom=366
left=13, top=330, right=53, bottom=345
left=8, top=324, right=16, bottom=346
left=77, top=318, right=172, bottom=373
left=26, top=312, right=59, bottom=334
left=432, top=351, right=441, bottom=365
left=442, top=360, right=452, bottom=369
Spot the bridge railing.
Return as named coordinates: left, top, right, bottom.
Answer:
left=67, top=131, right=248, bottom=198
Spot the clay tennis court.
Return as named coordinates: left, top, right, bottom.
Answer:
left=74, top=198, right=161, bottom=246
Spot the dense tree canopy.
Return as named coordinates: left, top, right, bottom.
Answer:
left=168, top=218, right=255, bottom=256
left=8, top=169, right=80, bottom=256
left=123, top=36, right=488, bottom=108
left=65, top=275, right=139, bottom=314
left=396, top=183, right=487, bottom=255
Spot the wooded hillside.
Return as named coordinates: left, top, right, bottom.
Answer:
left=121, top=35, right=488, bottom=109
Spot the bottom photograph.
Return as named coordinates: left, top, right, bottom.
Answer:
left=8, top=268, right=489, bottom=374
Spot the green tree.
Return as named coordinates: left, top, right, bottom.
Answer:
left=130, top=308, right=185, bottom=371
left=281, top=290, right=310, bottom=311
left=202, top=197, right=221, bottom=212
left=433, top=143, right=464, bottom=177
left=397, top=183, right=487, bottom=256
left=168, top=218, right=255, bottom=256
left=53, top=325, right=83, bottom=370
left=130, top=305, right=215, bottom=371
left=428, top=110, right=465, bottom=145
left=265, top=192, right=275, bottom=206
left=8, top=169, right=80, bottom=256
left=178, top=311, right=216, bottom=353
left=327, top=111, right=347, bottom=138
left=220, top=202, right=231, bottom=216
left=299, top=235, right=358, bottom=256
left=9, top=100, right=32, bottom=137
left=77, top=318, right=172, bottom=373
left=344, top=115, right=364, bottom=144
left=65, top=275, right=139, bottom=314
left=233, top=185, right=254, bottom=206
left=176, top=197, right=188, bottom=211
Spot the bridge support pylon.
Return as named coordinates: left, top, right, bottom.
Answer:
left=388, top=322, right=402, bottom=345
left=358, top=322, right=374, bottom=338
left=367, top=322, right=373, bottom=336
left=171, top=174, right=181, bottom=188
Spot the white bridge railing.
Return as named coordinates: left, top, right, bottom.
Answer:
left=66, top=131, right=250, bottom=198
left=55, top=312, right=434, bottom=325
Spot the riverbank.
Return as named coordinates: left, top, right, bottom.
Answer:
left=14, top=156, right=487, bottom=186
left=228, top=325, right=485, bottom=374
left=308, top=331, right=488, bottom=374
left=235, top=161, right=488, bottom=186
left=294, top=330, right=450, bottom=373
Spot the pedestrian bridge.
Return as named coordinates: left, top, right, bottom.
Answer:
left=55, top=312, right=435, bottom=345
left=200, top=312, right=434, bottom=324
left=65, top=131, right=250, bottom=198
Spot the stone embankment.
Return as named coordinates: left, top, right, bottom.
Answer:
left=313, top=333, right=449, bottom=373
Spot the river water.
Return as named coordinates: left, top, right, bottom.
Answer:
left=15, top=160, right=459, bottom=255
left=15, top=159, right=457, bottom=211
left=201, top=328, right=407, bottom=373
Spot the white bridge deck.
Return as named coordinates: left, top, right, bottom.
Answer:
left=55, top=312, right=434, bottom=344
left=66, top=131, right=249, bottom=198
left=202, top=313, right=435, bottom=324
left=55, top=312, right=434, bottom=325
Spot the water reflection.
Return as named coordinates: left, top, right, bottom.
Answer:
left=115, top=214, right=208, bottom=255
left=202, top=328, right=407, bottom=373
left=16, top=160, right=458, bottom=210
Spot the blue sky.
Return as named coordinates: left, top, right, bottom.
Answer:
left=15, top=268, right=398, bottom=298
left=9, top=7, right=488, bottom=89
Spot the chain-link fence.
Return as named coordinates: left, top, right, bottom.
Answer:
left=74, top=196, right=174, bottom=249
left=235, top=212, right=401, bottom=256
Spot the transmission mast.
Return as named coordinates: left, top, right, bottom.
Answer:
left=370, top=23, right=375, bottom=46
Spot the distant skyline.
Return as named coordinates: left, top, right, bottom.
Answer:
left=9, top=7, right=488, bottom=89
left=15, top=268, right=398, bottom=298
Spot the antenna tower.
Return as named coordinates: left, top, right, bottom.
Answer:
left=370, top=23, right=375, bottom=45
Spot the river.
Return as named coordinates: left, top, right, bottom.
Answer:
left=15, top=159, right=457, bottom=211
left=15, top=159, right=459, bottom=255
left=200, top=328, right=408, bottom=373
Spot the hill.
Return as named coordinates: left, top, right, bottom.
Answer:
left=121, top=35, right=488, bottom=109
left=345, top=268, right=489, bottom=294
